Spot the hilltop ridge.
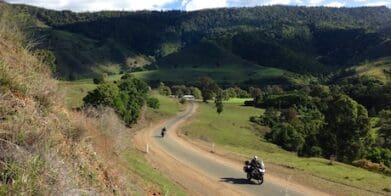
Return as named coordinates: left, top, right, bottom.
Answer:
left=3, top=2, right=390, bottom=82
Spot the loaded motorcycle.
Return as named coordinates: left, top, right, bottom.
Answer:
left=243, top=160, right=265, bottom=185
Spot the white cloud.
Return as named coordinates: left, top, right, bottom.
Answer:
left=264, top=0, right=292, bottom=5
left=308, top=0, right=324, bottom=5
left=325, top=1, right=345, bottom=7
left=182, top=0, right=227, bottom=11
left=227, top=0, right=293, bottom=6
left=365, top=1, right=390, bottom=6
left=6, top=0, right=177, bottom=11
left=293, top=0, right=305, bottom=5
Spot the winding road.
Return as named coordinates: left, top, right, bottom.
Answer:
left=134, top=102, right=327, bottom=195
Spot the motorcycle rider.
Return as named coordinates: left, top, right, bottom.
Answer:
left=250, top=156, right=264, bottom=170
left=161, top=127, right=167, bottom=137
left=244, top=155, right=266, bottom=184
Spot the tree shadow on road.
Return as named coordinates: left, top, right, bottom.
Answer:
left=220, top=177, right=257, bottom=185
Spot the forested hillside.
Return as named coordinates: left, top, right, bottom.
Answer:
left=6, top=2, right=391, bottom=81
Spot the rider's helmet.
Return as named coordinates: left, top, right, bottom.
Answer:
left=254, top=155, right=258, bottom=160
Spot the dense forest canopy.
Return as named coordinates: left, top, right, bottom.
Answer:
left=4, top=2, right=391, bottom=80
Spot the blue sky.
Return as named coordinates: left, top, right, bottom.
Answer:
left=6, top=0, right=391, bottom=12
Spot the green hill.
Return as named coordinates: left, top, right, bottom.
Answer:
left=3, top=2, right=391, bottom=84
left=354, top=58, right=391, bottom=82
left=333, top=57, right=391, bottom=83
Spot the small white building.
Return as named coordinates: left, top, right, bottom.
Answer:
left=183, top=95, right=195, bottom=101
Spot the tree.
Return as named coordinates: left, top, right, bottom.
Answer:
left=266, top=123, right=305, bottom=152
left=234, top=87, right=250, bottom=98
left=199, top=77, right=219, bottom=102
left=84, top=74, right=149, bottom=125
left=221, top=90, right=230, bottom=101
left=172, top=85, right=188, bottom=98
left=298, top=108, right=325, bottom=157
left=215, top=90, right=224, bottom=114
left=260, top=107, right=279, bottom=127
left=265, top=85, right=284, bottom=95
left=379, top=110, right=391, bottom=148
left=281, top=107, right=298, bottom=123
left=147, top=97, right=160, bottom=109
left=249, top=87, right=263, bottom=105
left=189, top=86, right=202, bottom=99
left=83, top=82, right=119, bottom=107
left=322, top=94, right=372, bottom=162
left=226, top=87, right=237, bottom=98
left=158, top=82, right=172, bottom=96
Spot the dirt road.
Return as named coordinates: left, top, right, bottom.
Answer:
left=134, top=102, right=328, bottom=195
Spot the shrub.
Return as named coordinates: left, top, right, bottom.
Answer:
left=93, top=73, right=108, bottom=84
left=352, top=159, right=391, bottom=176
left=266, top=123, right=305, bottom=152
left=179, top=98, right=186, bottom=104
left=309, top=146, right=323, bottom=157
left=147, top=97, right=160, bottom=109
left=244, top=100, right=254, bottom=106
left=365, top=147, right=391, bottom=167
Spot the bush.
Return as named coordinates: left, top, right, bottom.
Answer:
left=266, top=123, right=305, bottom=152
left=365, top=147, right=391, bottom=167
left=147, top=97, right=160, bottom=109
left=309, top=146, right=323, bottom=157
left=179, top=98, right=186, bottom=104
left=352, top=159, right=391, bottom=176
left=249, top=116, right=261, bottom=123
left=244, top=100, right=254, bottom=106
left=93, top=73, right=108, bottom=84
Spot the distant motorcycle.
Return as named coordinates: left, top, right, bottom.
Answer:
left=243, top=161, right=265, bottom=185
left=161, top=127, right=167, bottom=138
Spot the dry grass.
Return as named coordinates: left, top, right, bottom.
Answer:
left=0, top=6, right=134, bottom=195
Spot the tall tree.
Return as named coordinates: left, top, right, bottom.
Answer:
left=322, top=94, right=372, bottom=162
left=198, top=77, right=219, bottom=102
left=215, top=90, right=224, bottom=114
left=189, top=86, right=202, bottom=99
left=158, top=82, right=172, bottom=96
left=379, top=110, right=391, bottom=148
left=249, top=87, right=263, bottom=106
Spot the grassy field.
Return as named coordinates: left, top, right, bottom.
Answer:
left=144, top=93, right=183, bottom=121
left=181, top=101, right=391, bottom=194
left=59, top=80, right=97, bottom=108
left=354, top=57, right=391, bottom=83
left=224, top=98, right=253, bottom=104
left=57, top=65, right=283, bottom=108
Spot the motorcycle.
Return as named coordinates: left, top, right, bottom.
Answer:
left=243, top=161, right=265, bottom=185
left=161, top=127, right=167, bottom=138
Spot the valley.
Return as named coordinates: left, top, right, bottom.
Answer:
left=1, top=1, right=390, bottom=195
